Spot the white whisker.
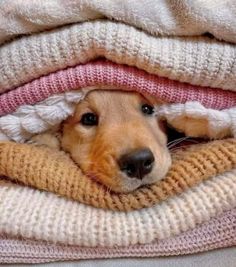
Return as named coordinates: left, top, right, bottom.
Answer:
left=167, top=136, right=191, bottom=149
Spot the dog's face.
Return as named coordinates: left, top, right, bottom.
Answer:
left=61, top=90, right=171, bottom=192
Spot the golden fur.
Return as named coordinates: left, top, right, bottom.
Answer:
left=31, top=90, right=171, bottom=192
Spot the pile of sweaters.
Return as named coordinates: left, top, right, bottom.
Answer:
left=0, top=0, right=235, bottom=264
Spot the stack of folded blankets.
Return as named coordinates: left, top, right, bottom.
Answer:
left=0, top=0, right=236, bottom=264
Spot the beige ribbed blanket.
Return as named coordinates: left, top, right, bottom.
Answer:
left=1, top=21, right=236, bottom=94
left=0, top=208, right=235, bottom=263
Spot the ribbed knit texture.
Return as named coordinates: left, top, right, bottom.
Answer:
left=1, top=60, right=235, bottom=116
left=0, top=168, right=235, bottom=247
left=0, top=3, right=236, bottom=261
left=0, top=89, right=235, bottom=142
left=0, top=139, right=235, bottom=211
left=0, top=208, right=235, bottom=263
left=1, top=21, right=236, bottom=93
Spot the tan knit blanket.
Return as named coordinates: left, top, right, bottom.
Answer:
left=0, top=139, right=235, bottom=211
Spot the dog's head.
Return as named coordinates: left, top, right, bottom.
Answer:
left=61, top=90, right=171, bottom=192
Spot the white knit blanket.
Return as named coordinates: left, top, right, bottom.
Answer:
left=0, top=0, right=235, bottom=45
left=0, top=169, right=235, bottom=247
left=1, top=21, right=236, bottom=94
left=0, top=91, right=235, bottom=142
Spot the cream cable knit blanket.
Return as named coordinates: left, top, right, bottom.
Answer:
left=1, top=21, right=236, bottom=93
left=0, top=91, right=235, bottom=142
left=0, top=169, right=235, bottom=247
left=0, top=91, right=84, bottom=142
left=0, top=0, right=236, bottom=45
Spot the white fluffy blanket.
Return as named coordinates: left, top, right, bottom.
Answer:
left=0, top=0, right=235, bottom=45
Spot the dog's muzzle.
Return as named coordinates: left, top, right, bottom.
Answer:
left=118, top=148, right=154, bottom=180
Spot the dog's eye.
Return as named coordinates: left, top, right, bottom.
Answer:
left=80, top=113, right=98, bottom=126
left=141, top=104, right=154, bottom=115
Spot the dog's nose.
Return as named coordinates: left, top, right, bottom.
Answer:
left=118, top=148, right=155, bottom=180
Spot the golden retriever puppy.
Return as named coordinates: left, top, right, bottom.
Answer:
left=31, top=90, right=171, bottom=193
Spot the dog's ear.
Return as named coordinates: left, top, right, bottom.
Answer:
left=63, top=113, right=78, bottom=125
left=157, top=118, right=167, bottom=133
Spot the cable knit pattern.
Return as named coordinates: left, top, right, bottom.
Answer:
left=1, top=60, right=236, bottom=117
left=0, top=139, right=235, bottom=211
left=1, top=21, right=236, bottom=93
left=158, top=102, right=236, bottom=139
left=0, top=90, right=235, bottom=142
left=0, top=169, right=235, bottom=247
left=0, top=91, right=84, bottom=142
left=0, top=208, right=235, bottom=263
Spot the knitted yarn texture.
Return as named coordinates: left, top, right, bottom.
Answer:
left=1, top=1, right=236, bottom=260
left=0, top=169, right=235, bottom=247
left=1, top=21, right=236, bottom=92
left=158, top=102, right=236, bottom=139
left=0, top=208, right=235, bottom=264
left=0, top=91, right=85, bottom=142
left=0, top=0, right=236, bottom=45
left=1, top=60, right=235, bottom=117
left=0, top=139, right=235, bottom=211
left=0, top=90, right=235, bottom=142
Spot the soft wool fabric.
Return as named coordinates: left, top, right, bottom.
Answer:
left=0, top=2, right=235, bottom=261
left=158, top=102, right=236, bottom=139
left=0, top=139, right=235, bottom=211
left=0, top=208, right=235, bottom=264
left=0, top=169, right=235, bottom=247
left=0, top=91, right=85, bottom=142
left=1, top=21, right=236, bottom=93
left=0, top=90, right=235, bottom=142
left=1, top=60, right=235, bottom=117
left=0, top=0, right=236, bottom=45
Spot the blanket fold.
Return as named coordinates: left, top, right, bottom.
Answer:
left=1, top=21, right=236, bottom=93
left=1, top=60, right=235, bottom=117
left=0, top=139, right=236, bottom=211
left=0, top=208, right=235, bottom=264
left=1, top=91, right=235, bottom=143
left=0, top=169, right=235, bottom=247
left=0, top=2, right=236, bottom=261
left=0, top=0, right=236, bottom=45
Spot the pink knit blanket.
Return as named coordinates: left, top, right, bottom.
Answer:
left=1, top=208, right=235, bottom=264
left=0, top=60, right=235, bottom=116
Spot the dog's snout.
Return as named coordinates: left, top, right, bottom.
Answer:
left=118, top=148, right=154, bottom=180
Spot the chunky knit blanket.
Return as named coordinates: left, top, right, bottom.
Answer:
left=0, top=2, right=236, bottom=263
left=0, top=169, right=236, bottom=247
left=1, top=208, right=235, bottom=264
left=0, top=139, right=236, bottom=211
left=1, top=21, right=236, bottom=93
left=1, top=60, right=236, bottom=116
left=1, top=93, right=235, bottom=142
left=0, top=61, right=236, bottom=142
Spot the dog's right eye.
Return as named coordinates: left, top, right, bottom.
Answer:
left=80, top=113, right=98, bottom=126
left=141, top=104, right=154, bottom=115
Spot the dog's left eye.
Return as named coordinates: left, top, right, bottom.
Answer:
left=141, top=104, right=154, bottom=115
left=80, top=113, right=98, bottom=126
